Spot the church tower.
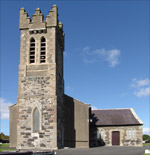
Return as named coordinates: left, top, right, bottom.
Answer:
left=13, top=5, right=64, bottom=150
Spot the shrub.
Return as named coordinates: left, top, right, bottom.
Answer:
left=143, top=134, right=150, bottom=141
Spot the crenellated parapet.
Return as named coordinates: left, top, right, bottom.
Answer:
left=46, top=4, right=58, bottom=27
left=19, top=8, right=31, bottom=29
left=28, top=8, right=46, bottom=31
left=19, top=4, right=60, bottom=31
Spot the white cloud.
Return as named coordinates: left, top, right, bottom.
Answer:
left=143, top=128, right=150, bottom=135
left=91, top=106, right=98, bottom=110
left=0, top=98, right=13, bottom=120
left=83, top=58, right=97, bottom=64
left=134, top=87, right=150, bottom=97
left=130, top=79, right=150, bottom=88
left=83, top=46, right=90, bottom=52
left=82, top=46, right=120, bottom=67
left=106, top=49, right=120, bottom=67
left=130, top=79, right=150, bottom=97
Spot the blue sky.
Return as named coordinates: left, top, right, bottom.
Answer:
left=0, top=0, right=149, bottom=135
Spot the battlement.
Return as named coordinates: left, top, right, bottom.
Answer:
left=19, top=4, right=61, bottom=30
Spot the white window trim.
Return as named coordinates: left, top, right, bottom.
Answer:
left=128, top=128, right=136, bottom=139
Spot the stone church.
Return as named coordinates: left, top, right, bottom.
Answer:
left=9, top=5, right=143, bottom=151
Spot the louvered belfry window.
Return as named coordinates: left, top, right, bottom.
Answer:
left=40, top=37, right=46, bottom=63
left=30, top=38, right=35, bottom=64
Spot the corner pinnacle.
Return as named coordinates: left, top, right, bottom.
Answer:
left=52, top=4, right=57, bottom=8
left=36, top=8, right=41, bottom=11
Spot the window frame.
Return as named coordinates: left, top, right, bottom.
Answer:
left=131, top=129, right=135, bottom=138
left=29, top=37, right=36, bottom=64
left=100, top=129, right=104, bottom=140
left=97, top=129, right=101, bottom=140
left=128, top=129, right=131, bottom=139
left=40, top=37, right=46, bottom=63
left=97, top=129, right=104, bottom=140
left=32, top=107, right=40, bottom=133
left=128, top=128, right=135, bottom=139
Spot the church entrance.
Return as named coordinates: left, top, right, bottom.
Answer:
left=112, top=131, right=120, bottom=145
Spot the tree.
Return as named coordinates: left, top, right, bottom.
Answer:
left=0, top=133, right=9, bottom=140
left=143, top=134, right=150, bottom=141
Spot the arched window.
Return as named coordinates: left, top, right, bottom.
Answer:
left=100, top=129, right=104, bottom=139
left=128, top=129, right=131, bottom=138
left=97, top=129, right=100, bottom=140
left=97, top=129, right=104, bottom=140
left=40, top=37, right=46, bottom=63
left=30, top=38, right=35, bottom=64
left=33, top=108, right=40, bottom=132
left=131, top=129, right=135, bottom=138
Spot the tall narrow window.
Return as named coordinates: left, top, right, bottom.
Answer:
left=97, top=130, right=100, bottom=140
left=100, top=129, right=104, bottom=139
left=40, top=37, right=46, bottom=63
left=30, top=38, right=35, bottom=64
left=33, top=108, right=40, bottom=132
left=132, top=129, right=135, bottom=138
left=128, top=129, right=131, bottom=138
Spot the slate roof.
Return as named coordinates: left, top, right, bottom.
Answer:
left=91, top=109, right=143, bottom=126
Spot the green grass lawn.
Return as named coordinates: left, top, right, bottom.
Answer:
left=0, top=148, right=16, bottom=152
left=0, top=143, right=16, bottom=152
left=0, top=143, right=9, bottom=147
left=143, top=143, right=150, bottom=146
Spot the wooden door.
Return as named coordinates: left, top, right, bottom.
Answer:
left=112, top=131, right=120, bottom=145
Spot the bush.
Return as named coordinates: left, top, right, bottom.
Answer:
left=0, top=133, right=9, bottom=143
left=143, top=134, right=150, bottom=141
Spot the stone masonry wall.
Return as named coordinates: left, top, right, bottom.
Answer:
left=97, top=125, right=143, bottom=146
left=63, top=95, right=89, bottom=148
left=17, top=26, right=58, bottom=149
left=56, top=27, right=64, bottom=148
left=17, top=75, right=57, bottom=150
left=9, top=104, right=18, bottom=147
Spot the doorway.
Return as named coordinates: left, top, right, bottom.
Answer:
left=112, top=131, right=120, bottom=145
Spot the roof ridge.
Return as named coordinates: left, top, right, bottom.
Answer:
left=64, top=94, right=90, bottom=106
left=92, top=108, right=130, bottom=111
left=9, top=103, right=17, bottom=107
